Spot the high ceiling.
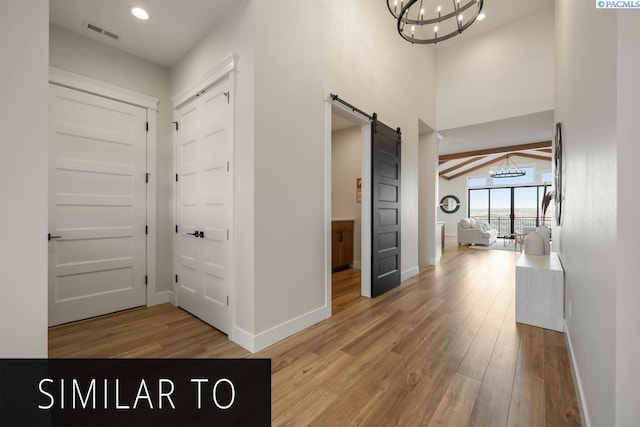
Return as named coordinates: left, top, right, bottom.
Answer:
left=438, top=111, right=554, bottom=155
left=49, top=0, right=555, bottom=67
left=50, top=0, right=237, bottom=67
left=438, top=141, right=552, bottom=181
left=437, top=111, right=554, bottom=179
left=50, top=0, right=556, bottom=165
left=436, top=0, right=555, bottom=47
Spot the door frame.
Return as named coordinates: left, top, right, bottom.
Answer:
left=324, top=91, right=373, bottom=309
left=48, top=67, right=163, bottom=307
left=171, top=54, right=238, bottom=341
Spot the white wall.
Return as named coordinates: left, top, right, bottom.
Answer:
left=252, top=0, right=436, bottom=343
left=438, top=156, right=552, bottom=236
left=555, top=1, right=617, bottom=425
left=332, top=126, right=362, bottom=265
left=0, top=1, right=49, bottom=357
left=436, top=7, right=555, bottom=130
left=170, top=0, right=255, bottom=337
left=616, top=10, right=640, bottom=427
left=418, top=131, right=438, bottom=265
left=49, top=24, right=173, bottom=298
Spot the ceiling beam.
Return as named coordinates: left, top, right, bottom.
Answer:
left=438, top=141, right=552, bottom=162
left=439, top=156, right=486, bottom=176
left=511, top=152, right=552, bottom=162
left=445, top=154, right=509, bottom=181
left=442, top=151, right=552, bottom=181
left=536, top=148, right=552, bottom=153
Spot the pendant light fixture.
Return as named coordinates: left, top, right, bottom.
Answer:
left=387, top=0, right=484, bottom=44
left=489, top=154, right=526, bottom=179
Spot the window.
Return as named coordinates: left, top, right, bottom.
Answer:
left=491, top=166, right=535, bottom=186
left=541, top=171, right=552, bottom=183
left=469, top=184, right=551, bottom=234
left=467, top=176, right=487, bottom=187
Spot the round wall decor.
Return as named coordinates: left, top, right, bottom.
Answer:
left=439, top=195, right=461, bottom=214
left=554, top=122, right=563, bottom=226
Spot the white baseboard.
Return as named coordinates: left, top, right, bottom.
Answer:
left=564, top=320, right=591, bottom=427
left=401, top=266, right=419, bottom=281
left=352, top=260, right=362, bottom=269
left=147, top=290, right=173, bottom=306
left=231, top=305, right=331, bottom=353
left=231, top=326, right=256, bottom=353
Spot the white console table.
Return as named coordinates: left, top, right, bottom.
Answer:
left=515, top=252, right=565, bottom=332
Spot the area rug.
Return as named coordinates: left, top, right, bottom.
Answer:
left=468, top=240, right=522, bottom=253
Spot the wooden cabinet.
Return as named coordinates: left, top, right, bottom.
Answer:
left=332, top=220, right=354, bottom=272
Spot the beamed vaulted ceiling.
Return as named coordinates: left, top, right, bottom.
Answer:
left=438, top=141, right=552, bottom=180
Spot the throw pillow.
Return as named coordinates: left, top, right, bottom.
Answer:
left=459, top=218, right=472, bottom=229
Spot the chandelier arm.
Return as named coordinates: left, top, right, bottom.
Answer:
left=397, top=0, right=480, bottom=25
left=387, top=0, right=400, bottom=19
left=397, top=6, right=483, bottom=44
left=392, top=0, right=484, bottom=44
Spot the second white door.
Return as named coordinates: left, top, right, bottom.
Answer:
left=48, top=84, right=147, bottom=326
left=175, top=76, right=233, bottom=334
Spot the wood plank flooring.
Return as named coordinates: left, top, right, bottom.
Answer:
left=49, top=238, right=580, bottom=426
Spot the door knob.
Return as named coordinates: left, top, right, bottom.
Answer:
left=48, top=234, right=62, bottom=240
left=187, top=231, right=199, bottom=236
left=199, top=231, right=205, bottom=238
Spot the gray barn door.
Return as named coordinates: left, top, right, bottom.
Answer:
left=371, top=117, right=401, bottom=297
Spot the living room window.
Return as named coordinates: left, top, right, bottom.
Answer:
left=468, top=185, right=553, bottom=235
left=467, top=176, right=487, bottom=187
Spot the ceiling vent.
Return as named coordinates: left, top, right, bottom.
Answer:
left=84, top=21, right=119, bottom=40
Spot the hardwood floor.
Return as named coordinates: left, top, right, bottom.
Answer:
left=49, top=238, right=580, bottom=426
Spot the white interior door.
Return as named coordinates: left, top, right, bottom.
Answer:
left=175, top=76, right=233, bottom=334
left=48, top=84, right=147, bottom=326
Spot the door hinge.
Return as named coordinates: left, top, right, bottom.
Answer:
left=175, top=274, right=178, bottom=283
left=227, top=229, right=229, bottom=240
left=145, top=275, right=148, bottom=285
left=226, top=296, right=229, bottom=306
left=145, top=172, right=150, bottom=183
left=176, top=174, right=179, bottom=182
left=146, top=122, right=149, bottom=132
left=227, top=161, right=230, bottom=172
left=175, top=225, right=178, bottom=233
left=145, top=225, right=148, bottom=235
left=172, top=121, right=179, bottom=131
left=224, top=91, right=230, bottom=104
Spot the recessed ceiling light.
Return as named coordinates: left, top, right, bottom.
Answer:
left=130, top=7, right=149, bottom=20
left=477, top=13, right=486, bottom=21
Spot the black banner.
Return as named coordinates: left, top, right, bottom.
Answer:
left=0, top=359, right=270, bottom=427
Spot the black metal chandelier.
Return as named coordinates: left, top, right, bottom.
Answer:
left=489, top=155, right=526, bottom=179
left=387, top=0, right=484, bottom=44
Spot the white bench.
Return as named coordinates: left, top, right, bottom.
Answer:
left=515, top=252, right=565, bottom=332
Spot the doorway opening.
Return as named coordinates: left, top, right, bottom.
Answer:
left=326, top=94, right=404, bottom=311
left=326, top=97, right=372, bottom=313
left=330, top=110, right=364, bottom=312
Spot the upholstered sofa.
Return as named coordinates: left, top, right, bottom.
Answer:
left=457, top=218, right=498, bottom=246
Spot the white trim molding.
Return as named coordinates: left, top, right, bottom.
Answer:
left=325, top=91, right=373, bottom=301
left=234, top=305, right=331, bottom=353
left=49, top=67, right=159, bottom=110
left=564, top=320, right=592, bottom=427
left=171, top=53, right=239, bottom=109
left=401, top=266, right=420, bottom=282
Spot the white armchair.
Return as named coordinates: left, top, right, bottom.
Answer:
left=457, top=218, right=498, bottom=246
